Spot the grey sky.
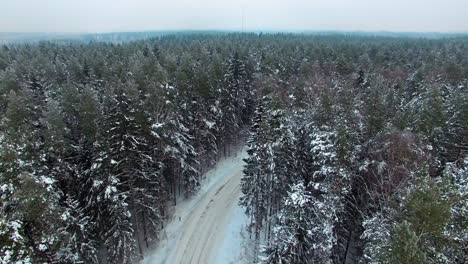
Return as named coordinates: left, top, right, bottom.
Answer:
left=1, top=0, right=467, bottom=33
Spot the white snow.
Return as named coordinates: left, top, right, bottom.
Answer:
left=141, top=146, right=250, bottom=264
left=204, top=120, right=216, bottom=129
left=38, top=244, right=47, bottom=251
left=39, top=176, right=55, bottom=185
left=104, top=186, right=116, bottom=199
left=215, top=202, right=249, bottom=264
left=152, top=123, right=164, bottom=129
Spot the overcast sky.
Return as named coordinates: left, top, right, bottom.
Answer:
left=1, top=0, right=467, bottom=33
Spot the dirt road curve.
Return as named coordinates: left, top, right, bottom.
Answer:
left=142, top=148, right=246, bottom=264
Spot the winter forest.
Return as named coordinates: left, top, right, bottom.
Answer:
left=0, top=33, right=467, bottom=264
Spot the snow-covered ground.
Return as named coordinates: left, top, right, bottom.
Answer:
left=142, top=147, right=250, bottom=264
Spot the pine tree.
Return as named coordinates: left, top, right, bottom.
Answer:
left=163, top=108, right=200, bottom=198
left=220, top=52, right=250, bottom=152
left=0, top=89, right=56, bottom=262
left=240, top=104, right=268, bottom=246
left=54, top=197, right=98, bottom=263
left=263, top=182, right=315, bottom=264
left=381, top=221, right=427, bottom=264
left=87, top=139, right=136, bottom=264
left=417, top=87, right=446, bottom=142
left=364, top=83, right=386, bottom=138
left=101, top=81, right=174, bottom=259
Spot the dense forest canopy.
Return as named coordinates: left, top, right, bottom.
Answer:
left=0, top=33, right=467, bottom=263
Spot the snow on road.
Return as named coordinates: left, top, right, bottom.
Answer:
left=142, top=147, right=249, bottom=264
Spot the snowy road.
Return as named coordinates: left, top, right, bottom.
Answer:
left=142, top=147, right=248, bottom=264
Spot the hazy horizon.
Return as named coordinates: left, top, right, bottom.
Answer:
left=1, top=0, right=468, bottom=33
